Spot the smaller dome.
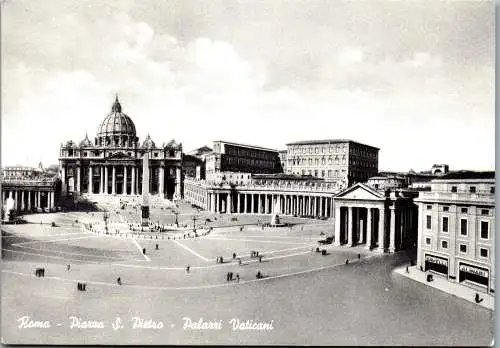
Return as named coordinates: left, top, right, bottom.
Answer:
left=65, top=140, right=76, bottom=148
left=142, top=134, right=156, bottom=148
left=79, top=133, right=92, bottom=147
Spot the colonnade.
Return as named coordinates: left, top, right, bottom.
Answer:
left=333, top=203, right=416, bottom=252
left=206, top=191, right=334, bottom=218
left=2, top=188, right=55, bottom=212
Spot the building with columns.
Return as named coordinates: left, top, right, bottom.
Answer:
left=184, top=174, right=342, bottom=218
left=285, top=139, right=379, bottom=186
left=1, top=174, right=61, bottom=218
left=59, top=96, right=183, bottom=202
left=415, top=171, right=495, bottom=294
left=332, top=183, right=418, bottom=252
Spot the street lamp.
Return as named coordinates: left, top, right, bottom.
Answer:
left=192, top=215, right=198, bottom=232
left=173, top=210, right=179, bottom=227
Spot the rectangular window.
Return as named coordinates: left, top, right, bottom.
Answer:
left=490, top=186, right=495, bottom=194
left=441, top=240, right=448, bottom=249
left=443, top=206, right=449, bottom=212
left=442, top=217, right=448, bottom=232
left=425, top=237, right=431, bottom=245
left=426, top=215, right=432, bottom=229
left=481, top=209, right=489, bottom=215
left=451, top=186, right=457, bottom=193
left=470, top=186, right=476, bottom=193
left=461, top=207, right=468, bottom=214
left=459, top=244, right=467, bottom=253
left=480, top=248, right=488, bottom=258
left=460, top=218, right=467, bottom=236
left=427, top=205, right=432, bottom=210
left=479, top=248, right=488, bottom=257
left=480, top=221, right=489, bottom=239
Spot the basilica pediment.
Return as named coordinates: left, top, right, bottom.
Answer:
left=335, top=183, right=385, bottom=200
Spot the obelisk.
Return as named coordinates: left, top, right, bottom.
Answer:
left=141, top=152, right=150, bottom=226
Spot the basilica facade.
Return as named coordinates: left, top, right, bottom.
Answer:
left=59, top=96, right=183, bottom=202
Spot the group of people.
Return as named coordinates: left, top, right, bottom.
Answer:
left=226, top=272, right=239, bottom=282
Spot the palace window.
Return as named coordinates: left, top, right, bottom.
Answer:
left=426, top=215, right=432, bottom=229
left=469, top=186, right=476, bottom=193
left=460, top=218, right=467, bottom=236
left=425, top=238, right=431, bottom=245
left=443, top=206, right=449, bottom=212
left=480, top=221, right=489, bottom=239
left=481, top=209, right=489, bottom=215
left=441, top=241, right=448, bottom=249
left=442, top=217, right=449, bottom=232
left=491, top=186, right=495, bottom=194
left=480, top=248, right=488, bottom=258
left=321, top=170, right=325, bottom=177
left=427, top=205, right=432, bottom=210
left=451, top=186, right=457, bottom=193
left=459, top=244, right=467, bottom=253
left=322, top=158, right=326, bottom=165
left=461, top=207, right=468, bottom=213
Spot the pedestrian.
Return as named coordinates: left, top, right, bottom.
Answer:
left=345, top=259, right=349, bottom=265
left=186, top=265, right=190, bottom=273
left=406, top=266, right=409, bottom=273
left=155, top=244, right=159, bottom=250
left=67, top=264, right=71, bottom=271
left=358, top=254, right=361, bottom=260
left=233, top=252, right=236, bottom=259
left=117, top=277, right=122, bottom=285
left=238, top=258, right=242, bottom=266
left=226, top=272, right=230, bottom=281
left=236, top=273, right=240, bottom=282
left=259, top=256, right=262, bottom=263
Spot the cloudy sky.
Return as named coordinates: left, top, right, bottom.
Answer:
left=2, top=0, right=494, bottom=172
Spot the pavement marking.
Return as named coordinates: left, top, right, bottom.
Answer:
left=131, top=239, right=151, bottom=262
left=172, top=240, right=210, bottom=262
left=204, top=236, right=309, bottom=245
left=11, top=234, right=95, bottom=247
left=2, top=254, right=380, bottom=292
left=2, top=248, right=144, bottom=263
left=12, top=244, right=138, bottom=261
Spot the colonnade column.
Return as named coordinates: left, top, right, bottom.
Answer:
left=111, top=166, right=116, bottom=194
left=159, top=166, right=164, bottom=197
left=347, top=206, right=353, bottom=246
left=258, top=194, right=262, bottom=214
left=27, top=191, right=31, bottom=211
left=250, top=194, right=254, bottom=214
left=319, top=197, right=323, bottom=217
left=365, top=208, right=372, bottom=249
left=227, top=193, right=232, bottom=214
left=61, top=166, right=66, bottom=185
left=13, top=191, right=18, bottom=210
left=237, top=194, right=241, bottom=213
left=264, top=194, right=269, bottom=214
left=122, top=165, right=128, bottom=195
left=104, top=166, right=108, bottom=194
left=76, top=166, right=81, bottom=193
left=215, top=193, right=219, bottom=213
left=243, top=194, right=247, bottom=213
left=389, top=206, right=396, bottom=253
left=334, top=205, right=341, bottom=246
left=378, top=207, right=386, bottom=252
left=131, top=166, right=136, bottom=195
left=210, top=193, right=216, bottom=213
left=100, top=167, right=104, bottom=194
left=88, top=166, right=93, bottom=194
left=50, top=191, right=55, bottom=210
left=20, top=191, right=25, bottom=211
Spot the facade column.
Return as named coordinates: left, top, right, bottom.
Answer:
left=159, top=166, right=164, bottom=197
left=334, top=205, right=341, bottom=246
left=237, top=194, right=241, bottom=213
left=378, top=206, right=386, bottom=252
left=13, top=191, right=18, bottom=211
left=112, top=166, right=116, bottom=194
left=131, top=166, right=136, bottom=195
left=88, top=166, right=93, bottom=194
left=104, top=166, right=108, bottom=194
left=76, top=166, right=81, bottom=193
left=50, top=191, right=55, bottom=210
left=319, top=196, right=323, bottom=217
left=123, top=165, right=128, bottom=195
left=20, top=191, right=25, bottom=211
left=366, top=208, right=373, bottom=249
left=215, top=193, right=219, bottom=213
left=227, top=192, right=232, bottom=214
left=243, top=194, right=247, bottom=213
left=27, top=191, right=31, bottom=211
left=389, top=206, right=396, bottom=253
left=347, top=206, right=354, bottom=246
left=175, top=167, right=181, bottom=199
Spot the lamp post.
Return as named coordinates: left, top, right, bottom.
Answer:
left=173, top=210, right=179, bottom=227
left=192, top=215, right=198, bottom=232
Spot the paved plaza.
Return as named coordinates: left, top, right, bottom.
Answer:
left=1, top=203, right=494, bottom=345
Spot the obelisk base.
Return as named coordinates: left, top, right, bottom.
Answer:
left=141, top=205, right=150, bottom=227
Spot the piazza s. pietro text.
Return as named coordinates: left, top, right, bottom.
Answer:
left=1, top=0, right=494, bottom=346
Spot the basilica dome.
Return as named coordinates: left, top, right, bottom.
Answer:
left=96, top=96, right=138, bottom=147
